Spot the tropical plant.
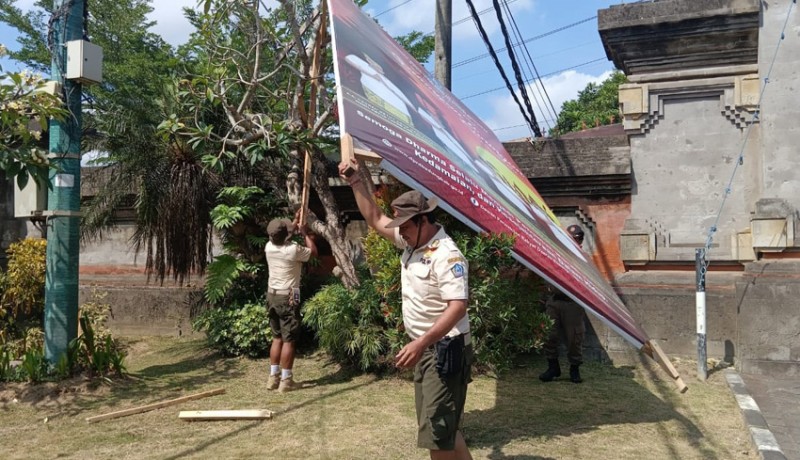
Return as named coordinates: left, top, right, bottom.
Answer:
left=0, top=44, right=64, bottom=188
left=193, top=301, right=271, bottom=358
left=0, top=238, right=46, bottom=330
left=552, top=70, right=627, bottom=135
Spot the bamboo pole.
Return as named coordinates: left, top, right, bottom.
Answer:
left=299, top=1, right=328, bottom=227
left=85, top=388, right=226, bottom=423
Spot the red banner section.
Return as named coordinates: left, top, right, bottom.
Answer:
left=328, top=0, right=649, bottom=348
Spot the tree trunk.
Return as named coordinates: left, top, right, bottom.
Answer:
left=290, top=150, right=359, bottom=289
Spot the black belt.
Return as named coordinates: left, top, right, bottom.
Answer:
left=429, top=332, right=471, bottom=349
left=268, top=288, right=292, bottom=295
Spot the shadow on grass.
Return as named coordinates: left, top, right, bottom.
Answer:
left=464, top=354, right=721, bottom=459
left=162, top=421, right=262, bottom=460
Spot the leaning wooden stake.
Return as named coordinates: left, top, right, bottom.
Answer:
left=179, top=410, right=274, bottom=421
left=85, top=388, right=226, bottom=423
left=643, top=340, right=688, bottom=393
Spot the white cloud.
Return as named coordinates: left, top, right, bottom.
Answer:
left=483, top=69, right=613, bottom=141
left=375, top=0, right=535, bottom=43
left=146, top=0, right=198, bottom=47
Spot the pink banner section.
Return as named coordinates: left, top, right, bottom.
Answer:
left=328, top=0, right=649, bottom=348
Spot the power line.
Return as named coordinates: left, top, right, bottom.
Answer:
left=453, top=41, right=597, bottom=82
left=460, top=57, right=608, bottom=100
left=499, top=0, right=558, bottom=132
left=490, top=0, right=541, bottom=137
left=464, top=0, right=539, bottom=139
left=453, top=0, right=519, bottom=27
left=374, top=0, right=416, bottom=18
left=454, top=16, right=596, bottom=68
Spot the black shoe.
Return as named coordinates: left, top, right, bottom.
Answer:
left=539, top=359, right=561, bottom=382
left=569, top=365, right=583, bottom=383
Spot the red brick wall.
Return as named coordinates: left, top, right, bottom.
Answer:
left=545, top=196, right=631, bottom=282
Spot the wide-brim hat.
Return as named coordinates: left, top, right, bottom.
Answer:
left=385, top=190, right=438, bottom=228
left=267, top=218, right=295, bottom=239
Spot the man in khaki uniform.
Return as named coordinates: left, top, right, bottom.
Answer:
left=539, top=224, right=587, bottom=384
left=340, top=159, right=473, bottom=460
left=265, top=217, right=317, bottom=393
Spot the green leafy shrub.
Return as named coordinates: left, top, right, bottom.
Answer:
left=0, top=290, right=127, bottom=382
left=193, top=301, right=271, bottom=357
left=303, top=265, right=406, bottom=372
left=455, top=232, right=552, bottom=371
left=20, top=347, right=47, bottom=383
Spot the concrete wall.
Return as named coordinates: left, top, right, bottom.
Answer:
left=80, top=283, right=199, bottom=337
left=736, top=262, right=800, bottom=377
left=628, top=94, right=752, bottom=261
left=759, top=0, right=800, bottom=203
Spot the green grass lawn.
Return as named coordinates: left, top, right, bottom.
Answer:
left=0, top=336, right=755, bottom=459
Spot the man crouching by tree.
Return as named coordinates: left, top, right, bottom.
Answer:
left=340, top=159, right=474, bottom=460
left=265, top=215, right=317, bottom=393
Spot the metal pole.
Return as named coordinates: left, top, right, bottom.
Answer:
left=695, top=248, right=707, bottom=381
left=434, top=0, right=452, bottom=89
left=45, top=0, right=83, bottom=364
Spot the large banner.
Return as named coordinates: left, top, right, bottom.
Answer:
left=328, top=0, right=649, bottom=348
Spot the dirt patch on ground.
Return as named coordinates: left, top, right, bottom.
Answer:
left=0, top=376, right=113, bottom=408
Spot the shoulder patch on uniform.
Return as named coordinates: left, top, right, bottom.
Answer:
left=451, top=263, right=465, bottom=278
left=448, top=257, right=465, bottom=263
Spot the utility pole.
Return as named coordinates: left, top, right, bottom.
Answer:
left=45, top=0, right=84, bottom=363
left=434, top=0, right=452, bottom=89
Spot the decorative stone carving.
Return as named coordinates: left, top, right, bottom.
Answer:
left=619, top=73, right=760, bottom=134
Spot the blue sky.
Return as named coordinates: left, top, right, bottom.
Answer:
left=1, top=0, right=622, bottom=141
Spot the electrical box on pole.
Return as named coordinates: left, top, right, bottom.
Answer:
left=66, top=40, right=103, bottom=85
left=14, top=180, right=48, bottom=218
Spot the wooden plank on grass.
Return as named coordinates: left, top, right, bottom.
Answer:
left=85, top=388, right=226, bottom=423
left=647, top=340, right=689, bottom=393
left=179, top=410, right=274, bottom=421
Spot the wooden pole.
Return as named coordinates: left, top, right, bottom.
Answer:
left=299, top=1, right=328, bottom=227
left=86, top=388, right=225, bottom=423
left=85, top=388, right=226, bottom=423
left=642, top=340, right=688, bottom=393
left=434, top=0, right=453, bottom=89
left=179, top=410, right=273, bottom=421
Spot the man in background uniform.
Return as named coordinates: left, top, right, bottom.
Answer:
left=539, top=224, right=588, bottom=384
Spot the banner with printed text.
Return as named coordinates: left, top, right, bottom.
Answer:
left=328, top=0, right=649, bottom=348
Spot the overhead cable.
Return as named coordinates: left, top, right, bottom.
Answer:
left=490, top=0, right=541, bottom=137
left=460, top=57, right=607, bottom=100
left=464, top=0, right=539, bottom=139
left=454, top=16, right=596, bottom=68
left=374, top=0, right=416, bottom=18
left=500, top=0, right=558, bottom=127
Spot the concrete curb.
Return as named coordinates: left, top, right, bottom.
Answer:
left=724, top=370, right=787, bottom=460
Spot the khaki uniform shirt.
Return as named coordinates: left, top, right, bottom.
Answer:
left=394, top=226, right=470, bottom=340
left=265, top=241, right=312, bottom=291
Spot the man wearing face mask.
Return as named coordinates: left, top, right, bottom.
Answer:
left=339, top=159, right=473, bottom=460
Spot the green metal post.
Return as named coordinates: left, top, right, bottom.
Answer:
left=45, top=0, right=84, bottom=363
